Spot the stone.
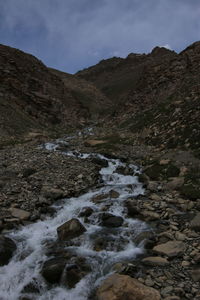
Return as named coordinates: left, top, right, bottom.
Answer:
left=10, top=208, right=30, bottom=220
left=64, top=263, right=90, bottom=288
left=57, top=218, right=86, bottom=241
left=41, top=257, right=67, bottom=284
left=153, top=241, right=185, bottom=257
left=141, top=210, right=160, bottom=221
left=134, top=231, right=157, bottom=249
left=101, top=213, right=123, bottom=227
left=125, top=199, right=139, bottom=217
left=78, top=207, right=94, bottom=217
left=191, top=268, right=200, bottom=282
left=42, top=187, right=64, bottom=200
left=142, top=256, right=169, bottom=266
left=96, top=274, right=161, bottom=300
left=109, top=190, right=120, bottom=198
left=84, top=139, right=106, bottom=146
left=166, top=177, right=184, bottom=190
left=0, top=235, right=17, bottom=266
left=191, top=213, right=200, bottom=231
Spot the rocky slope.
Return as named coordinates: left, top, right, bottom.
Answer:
left=0, top=44, right=110, bottom=145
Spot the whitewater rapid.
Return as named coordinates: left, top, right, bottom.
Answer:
left=0, top=138, right=148, bottom=300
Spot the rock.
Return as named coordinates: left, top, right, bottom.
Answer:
left=149, top=193, right=161, bottom=201
left=190, top=213, right=200, bottom=231
left=141, top=210, right=160, bottom=221
left=10, top=208, right=30, bottom=220
left=191, top=268, right=200, bottom=281
left=109, top=190, right=119, bottom=198
left=42, top=187, right=64, bottom=200
left=84, top=139, right=106, bottom=146
left=78, top=207, right=94, bottom=217
left=160, top=159, right=170, bottom=165
left=57, top=218, right=86, bottom=241
left=142, top=256, right=169, bottom=266
left=96, top=274, right=161, bottom=300
left=153, top=241, right=185, bottom=257
left=166, top=177, right=184, bottom=190
left=91, top=157, right=108, bottom=168
left=101, top=213, right=123, bottom=227
left=125, top=199, right=139, bottom=217
left=134, top=231, right=157, bottom=249
left=41, top=257, right=67, bottom=284
left=0, top=235, right=17, bottom=266
left=64, top=263, right=90, bottom=288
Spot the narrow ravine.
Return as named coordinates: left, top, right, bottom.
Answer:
left=0, top=136, right=149, bottom=300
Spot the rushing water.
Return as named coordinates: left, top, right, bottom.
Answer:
left=0, top=138, right=148, bottom=300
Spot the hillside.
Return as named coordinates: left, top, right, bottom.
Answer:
left=76, top=42, right=200, bottom=155
left=0, top=44, right=110, bottom=144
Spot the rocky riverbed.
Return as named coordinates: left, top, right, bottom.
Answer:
left=0, top=131, right=200, bottom=300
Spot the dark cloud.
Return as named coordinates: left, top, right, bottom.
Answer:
left=0, top=0, right=199, bottom=73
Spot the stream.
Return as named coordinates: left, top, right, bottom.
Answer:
left=0, top=135, right=149, bottom=300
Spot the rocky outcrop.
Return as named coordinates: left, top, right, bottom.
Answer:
left=96, top=274, right=161, bottom=300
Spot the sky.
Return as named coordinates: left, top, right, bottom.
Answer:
left=0, top=0, right=200, bottom=74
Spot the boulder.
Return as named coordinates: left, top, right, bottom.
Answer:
left=153, top=241, right=185, bottom=257
left=0, top=235, right=17, bottom=266
left=125, top=199, right=139, bottom=217
left=101, top=213, right=123, bottom=227
left=41, top=257, right=67, bottom=284
left=10, top=208, right=30, bottom=221
left=96, top=274, right=161, bottom=300
left=57, top=218, right=86, bottom=241
left=78, top=207, right=94, bottom=217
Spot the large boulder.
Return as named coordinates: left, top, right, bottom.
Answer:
left=57, top=218, right=86, bottom=241
left=96, top=274, right=161, bottom=300
left=41, top=257, right=67, bottom=284
left=101, top=213, right=123, bottom=227
left=0, top=235, right=17, bottom=266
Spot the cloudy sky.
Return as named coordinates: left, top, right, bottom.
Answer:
left=0, top=0, right=199, bottom=73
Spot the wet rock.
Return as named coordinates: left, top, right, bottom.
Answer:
left=57, top=218, right=86, bottom=241
left=78, top=207, right=94, bottom=217
left=101, top=213, right=123, bottom=227
left=125, top=199, right=139, bottom=217
left=91, top=157, right=108, bottom=168
left=153, top=241, right=185, bottom=257
left=142, top=256, right=169, bottom=266
left=190, top=213, right=200, bottom=231
left=109, top=190, right=119, bottom=198
left=0, top=235, right=17, bottom=266
left=21, top=280, right=40, bottom=294
left=41, top=257, right=67, bottom=284
left=96, top=274, right=161, bottom=300
left=64, top=261, right=90, bottom=289
left=166, top=177, right=184, bottom=190
left=134, top=231, right=157, bottom=249
left=10, top=208, right=30, bottom=221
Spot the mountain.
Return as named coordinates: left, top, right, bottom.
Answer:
left=0, top=44, right=110, bottom=144
left=76, top=42, right=200, bottom=154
